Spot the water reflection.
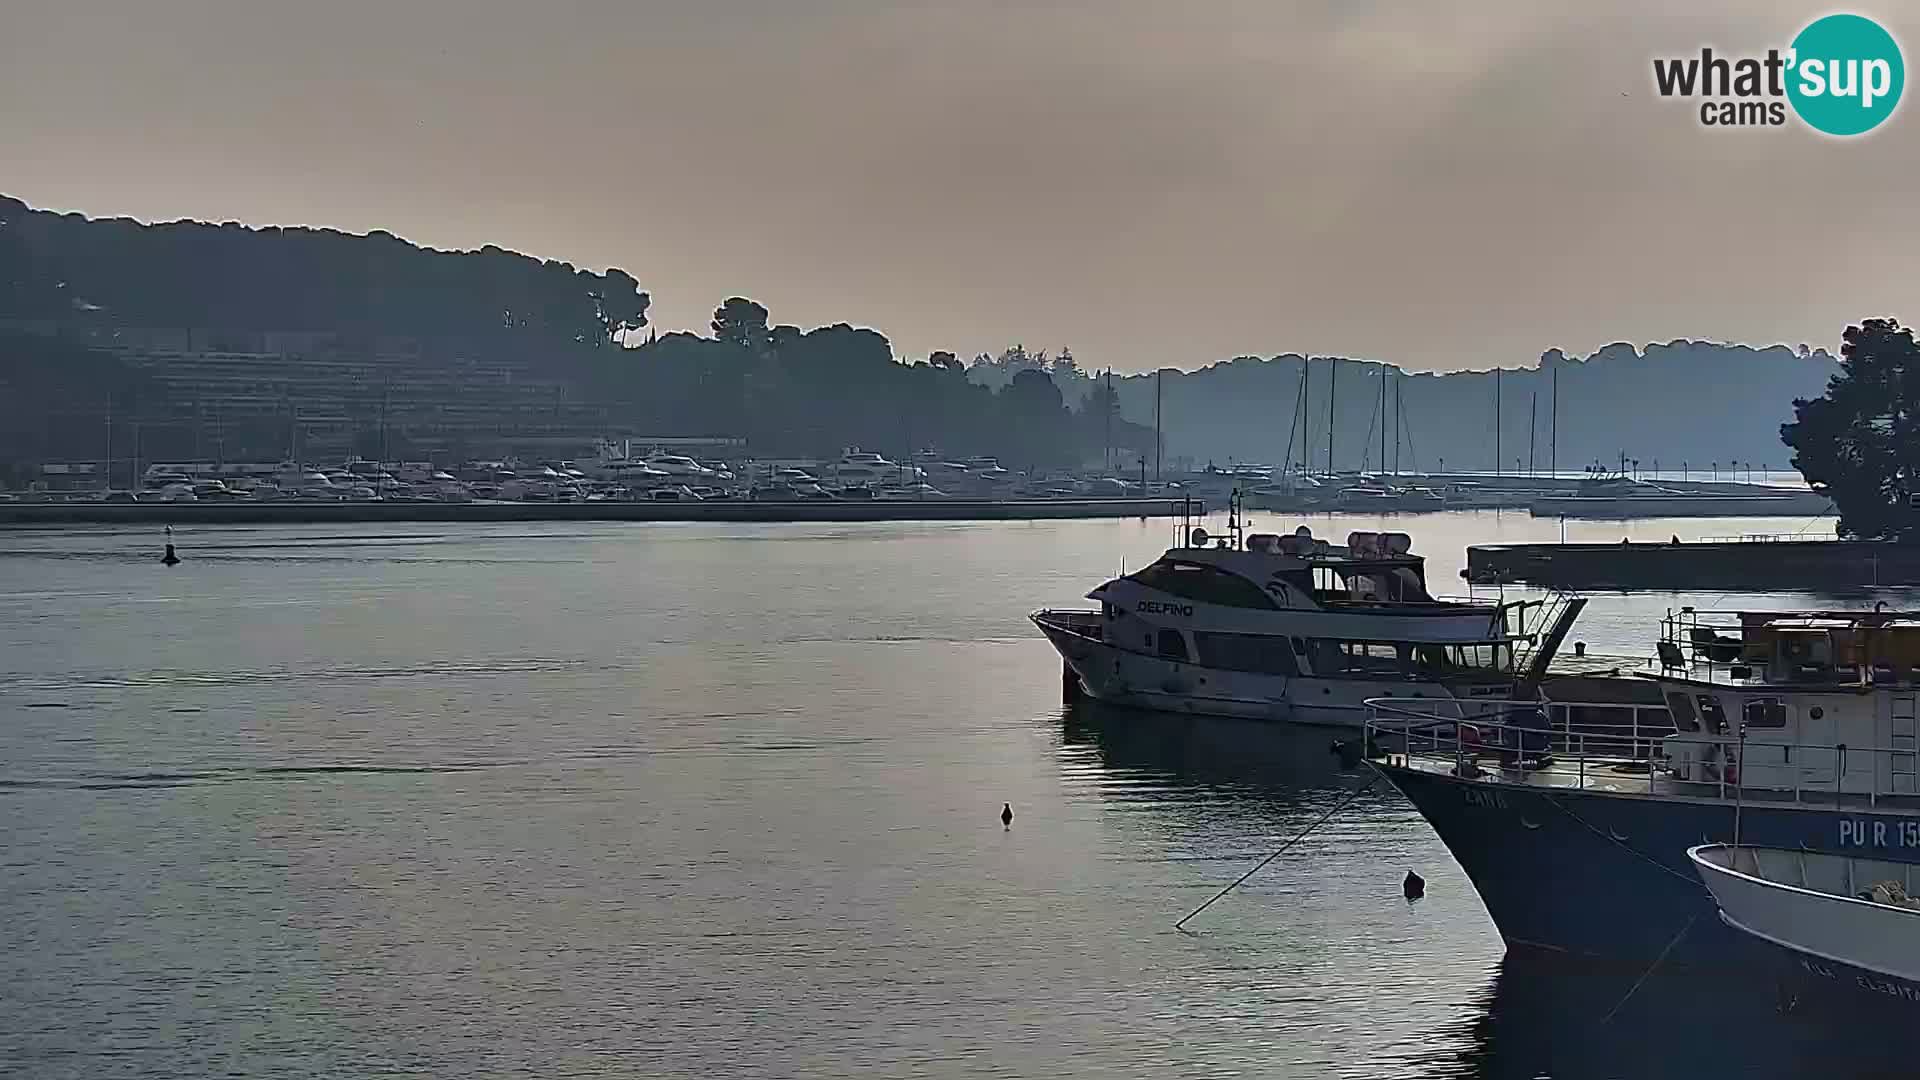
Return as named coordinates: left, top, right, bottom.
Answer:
left=1057, top=703, right=1901, bottom=1080
left=1445, top=954, right=1905, bottom=1079
left=1061, top=700, right=1366, bottom=797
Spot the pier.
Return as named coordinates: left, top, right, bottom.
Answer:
left=0, top=497, right=1192, bottom=528
left=1467, top=536, right=1920, bottom=591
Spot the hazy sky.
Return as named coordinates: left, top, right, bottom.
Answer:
left=4, top=1, right=1915, bottom=372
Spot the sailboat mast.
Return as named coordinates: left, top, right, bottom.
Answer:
left=1103, top=368, right=1112, bottom=474
left=1550, top=365, right=1559, bottom=478
left=1154, top=368, right=1163, bottom=484
left=1393, top=371, right=1402, bottom=475
left=1326, top=358, right=1337, bottom=475
left=1378, top=365, right=1387, bottom=478
left=1529, top=391, right=1538, bottom=477
left=1297, top=358, right=1310, bottom=477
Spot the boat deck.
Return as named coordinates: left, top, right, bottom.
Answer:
left=1369, top=701, right=1920, bottom=813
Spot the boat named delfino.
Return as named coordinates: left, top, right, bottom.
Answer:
left=1033, top=498, right=1584, bottom=728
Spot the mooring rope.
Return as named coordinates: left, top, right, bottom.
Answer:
left=1174, top=775, right=1381, bottom=931
left=1599, top=911, right=1700, bottom=1026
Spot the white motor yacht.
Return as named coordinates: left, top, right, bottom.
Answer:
left=643, top=453, right=715, bottom=478
left=1034, top=500, right=1580, bottom=728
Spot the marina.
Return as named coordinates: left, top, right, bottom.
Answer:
left=1466, top=534, right=1917, bottom=590
left=4, top=8, right=1902, bottom=1069
left=0, top=496, right=1191, bottom=526
left=2, top=512, right=1912, bottom=1077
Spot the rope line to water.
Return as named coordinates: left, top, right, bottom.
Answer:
left=1174, top=775, right=1380, bottom=931
left=1599, top=911, right=1700, bottom=1026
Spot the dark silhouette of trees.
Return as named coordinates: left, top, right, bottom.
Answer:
left=0, top=195, right=1152, bottom=470
left=0, top=194, right=646, bottom=347
left=1781, top=318, right=1920, bottom=538
left=711, top=297, right=770, bottom=354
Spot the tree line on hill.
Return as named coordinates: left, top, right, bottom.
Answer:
left=571, top=298, right=1152, bottom=467
left=1, top=195, right=1151, bottom=468
left=0, top=194, right=1891, bottom=493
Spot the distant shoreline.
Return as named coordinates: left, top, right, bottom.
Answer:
left=0, top=498, right=1193, bottom=528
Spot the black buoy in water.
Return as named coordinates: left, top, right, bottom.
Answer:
left=161, top=527, right=181, bottom=567
left=1403, top=870, right=1426, bottom=901
left=1001, top=803, right=1014, bottom=829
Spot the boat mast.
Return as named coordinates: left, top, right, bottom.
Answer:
left=1550, top=364, right=1559, bottom=479
left=1153, top=368, right=1163, bottom=484
left=1397, top=367, right=1413, bottom=472
left=1326, top=358, right=1337, bottom=476
left=1297, top=358, right=1311, bottom=479
left=1281, top=358, right=1303, bottom=482
left=1494, top=368, right=1502, bottom=477
left=1378, top=364, right=1387, bottom=479
left=1529, top=391, right=1538, bottom=477
left=1103, top=368, right=1112, bottom=475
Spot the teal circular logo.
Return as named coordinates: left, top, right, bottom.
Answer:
left=1787, top=14, right=1904, bottom=136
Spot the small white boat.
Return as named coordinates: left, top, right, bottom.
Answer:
left=1691, top=844, right=1920, bottom=1005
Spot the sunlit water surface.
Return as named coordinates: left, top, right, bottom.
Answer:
left=0, top=512, right=1906, bottom=1078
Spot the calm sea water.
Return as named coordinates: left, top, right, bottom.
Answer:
left=0, top=511, right=1909, bottom=1079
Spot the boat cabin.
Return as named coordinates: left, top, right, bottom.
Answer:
left=1653, top=610, right=1920, bottom=799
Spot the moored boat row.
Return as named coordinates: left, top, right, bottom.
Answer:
left=1032, top=497, right=1920, bottom=1011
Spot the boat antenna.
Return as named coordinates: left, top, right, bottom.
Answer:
left=1732, top=725, right=1747, bottom=852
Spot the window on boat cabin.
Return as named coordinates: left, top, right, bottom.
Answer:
left=1194, top=631, right=1298, bottom=676
left=1329, top=563, right=1431, bottom=602
left=1125, top=560, right=1279, bottom=610
left=1742, top=697, right=1788, bottom=729
left=1664, top=691, right=1701, bottom=733
left=1413, top=643, right=1513, bottom=674
left=1334, top=641, right=1411, bottom=677
left=1275, top=569, right=1315, bottom=603
left=1694, top=694, right=1729, bottom=735
left=1157, top=628, right=1190, bottom=662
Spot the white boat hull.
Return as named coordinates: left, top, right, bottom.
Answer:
left=1035, top=614, right=1497, bottom=729
left=1691, top=844, right=1920, bottom=985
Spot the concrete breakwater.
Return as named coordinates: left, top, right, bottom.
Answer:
left=0, top=498, right=1193, bottom=528
left=1467, top=538, right=1920, bottom=591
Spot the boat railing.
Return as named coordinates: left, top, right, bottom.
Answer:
left=1366, top=696, right=1920, bottom=807
left=1696, top=533, right=1835, bottom=544
left=1365, top=697, right=1665, bottom=792
left=1658, top=606, right=1920, bottom=686
left=1032, top=608, right=1104, bottom=642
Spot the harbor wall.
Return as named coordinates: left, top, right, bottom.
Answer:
left=0, top=498, right=1192, bottom=528
left=1467, top=539, right=1920, bottom=591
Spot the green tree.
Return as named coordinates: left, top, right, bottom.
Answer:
left=711, top=297, right=771, bottom=354
left=590, top=268, right=650, bottom=346
left=1781, top=318, right=1920, bottom=538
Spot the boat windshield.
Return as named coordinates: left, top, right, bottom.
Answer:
left=1126, top=560, right=1279, bottom=610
